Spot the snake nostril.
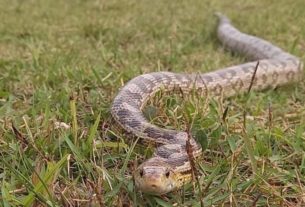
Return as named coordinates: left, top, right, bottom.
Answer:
left=165, top=171, right=170, bottom=178
left=139, top=169, right=144, bottom=177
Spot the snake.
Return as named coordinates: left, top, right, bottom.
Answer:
left=111, top=13, right=303, bottom=195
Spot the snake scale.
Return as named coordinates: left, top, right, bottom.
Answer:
left=111, top=14, right=303, bottom=195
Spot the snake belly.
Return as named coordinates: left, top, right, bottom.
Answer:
left=111, top=14, right=303, bottom=195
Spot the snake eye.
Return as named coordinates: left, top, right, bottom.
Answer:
left=165, top=171, right=170, bottom=178
left=139, top=169, right=144, bottom=177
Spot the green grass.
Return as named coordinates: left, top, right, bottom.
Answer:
left=1, top=0, right=305, bottom=206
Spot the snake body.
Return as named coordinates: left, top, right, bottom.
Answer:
left=111, top=14, right=303, bottom=195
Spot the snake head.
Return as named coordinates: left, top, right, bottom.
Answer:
left=134, top=158, right=178, bottom=195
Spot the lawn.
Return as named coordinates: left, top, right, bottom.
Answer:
left=1, top=0, right=305, bottom=206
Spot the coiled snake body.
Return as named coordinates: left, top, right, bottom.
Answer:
left=111, top=14, right=303, bottom=195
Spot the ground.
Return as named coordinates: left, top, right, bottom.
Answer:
left=1, top=0, right=305, bottom=206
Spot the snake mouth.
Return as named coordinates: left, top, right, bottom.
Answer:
left=135, top=178, right=176, bottom=195
left=134, top=173, right=177, bottom=195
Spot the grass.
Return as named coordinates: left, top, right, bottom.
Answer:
left=1, top=0, right=305, bottom=206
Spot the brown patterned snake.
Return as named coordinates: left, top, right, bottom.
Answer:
left=111, top=14, right=303, bottom=195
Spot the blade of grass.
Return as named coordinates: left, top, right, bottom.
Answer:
left=23, top=154, right=69, bottom=206
left=70, top=96, right=78, bottom=145
left=105, top=136, right=140, bottom=199
left=86, top=112, right=101, bottom=147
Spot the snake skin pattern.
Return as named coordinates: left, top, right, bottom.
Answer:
left=111, top=14, right=303, bottom=195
